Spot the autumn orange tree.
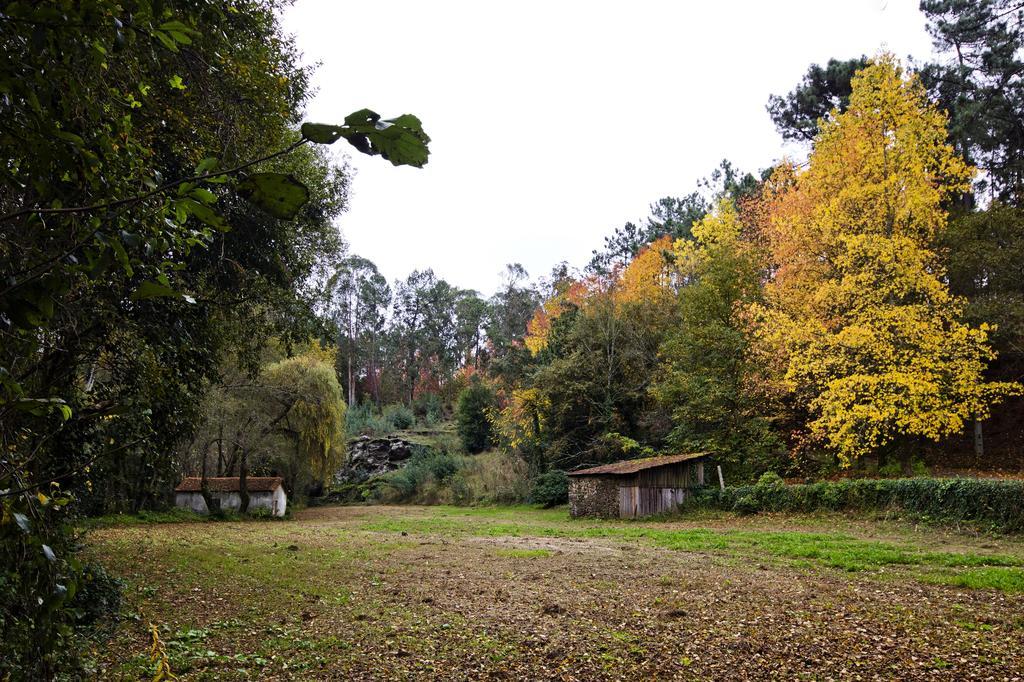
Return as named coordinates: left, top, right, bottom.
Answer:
left=758, top=55, right=1019, bottom=468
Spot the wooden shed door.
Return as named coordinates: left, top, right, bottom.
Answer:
left=619, top=486, right=686, bottom=518
left=618, top=486, right=638, bottom=518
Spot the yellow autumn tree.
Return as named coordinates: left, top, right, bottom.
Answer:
left=523, top=279, right=590, bottom=354
left=615, top=235, right=676, bottom=305
left=760, top=55, right=1019, bottom=466
left=489, top=387, right=550, bottom=472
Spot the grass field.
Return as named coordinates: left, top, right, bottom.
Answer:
left=83, top=505, right=1024, bottom=680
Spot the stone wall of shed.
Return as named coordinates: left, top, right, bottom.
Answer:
left=569, top=476, right=619, bottom=518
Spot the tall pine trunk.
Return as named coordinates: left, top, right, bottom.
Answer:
left=238, top=450, right=250, bottom=514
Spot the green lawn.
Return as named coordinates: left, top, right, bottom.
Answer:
left=82, top=505, right=1024, bottom=680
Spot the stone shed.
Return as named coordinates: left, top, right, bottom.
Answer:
left=174, top=476, right=287, bottom=517
left=567, top=453, right=708, bottom=518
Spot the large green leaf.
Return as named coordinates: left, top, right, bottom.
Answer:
left=130, top=280, right=197, bottom=304
left=300, top=122, right=346, bottom=144
left=301, top=110, right=431, bottom=168
left=237, top=172, right=309, bottom=220
left=131, top=280, right=180, bottom=300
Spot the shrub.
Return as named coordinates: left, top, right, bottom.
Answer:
left=383, top=404, right=415, bottom=430
left=734, top=472, right=784, bottom=515
left=756, top=471, right=784, bottom=488
left=412, top=392, right=443, bottom=422
left=377, top=447, right=463, bottom=502
left=455, top=381, right=497, bottom=453
left=368, top=448, right=532, bottom=506
left=878, top=458, right=930, bottom=477
left=1, top=518, right=106, bottom=678
left=693, top=477, right=1024, bottom=532
left=460, top=451, right=531, bottom=505
left=347, top=402, right=389, bottom=436
left=246, top=506, right=275, bottom=520
left=72, top=563, right=123, bottom=628
left=530, top=470, right=569, bottom=508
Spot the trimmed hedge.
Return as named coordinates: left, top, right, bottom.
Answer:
left=694, top=476, right=1024, bottom=533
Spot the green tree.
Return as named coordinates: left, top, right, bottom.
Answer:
left=456, top=380, right=497, bottom=453
left=0, top=0, right=428, bottom=673
left=389, top=269, right=459, bottom=403
left=766, top=57, right=869, bottom=142
left=919, top=0, right=1024, bottom=202
left=528, top=286, right=673, bottom=470
left=326, top=256, right=393, bottom=406
left=651, top=202, right=781, bottom=477
left=262, top=346, right=347, bottom=496
left=455, top=290, right=489, bottom=369
left=588, top=160, right=759, bottom=274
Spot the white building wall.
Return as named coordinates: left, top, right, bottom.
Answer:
left=174, top=489, right=284, bottom=515
left=175, top=492, right=207, bottom=513
left=272, top=487, right=287, bottom=517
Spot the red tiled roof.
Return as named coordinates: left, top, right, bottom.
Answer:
left=566, top=453, right=708, bottom=476
left=174, top=477, right=283, bottom=493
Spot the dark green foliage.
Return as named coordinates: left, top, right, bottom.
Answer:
left=766, top=57, right=869, bottom=142
left=301, top=111, right=431, bottom=168
left=0, top=0, right=427, bottom=673
left=918, top=0, right=1024, bottom=202
left=72, top=563, right=124, bottom=628
left=346, top=402, right=388, bottom=435
left=1, top=506, right=77, bottom=677
left=413, top=392, right=444, bottom=423
left=651, top=206, right=782, bottom=479
left=384, top=403, right=416, bottom=430
left=237, top=172, right=310, bottom=220
left=530, top=471, right=569, bottom=508
left=529, top=297, right=671, bottom=471
left=377, top=447, right=461, bottom=500
left=732, top=472, right=786, bottom=515
left=588, top=161, right=758, bottom=273
left=942, top=204, right=1024, bottom=373
left=697, top=477, right=1024, bottom=532
left=456, top=382, right=497, bottom=453
left=485, top=264, right=541, bottom=384
left=589, top=193, right=708, bottom=272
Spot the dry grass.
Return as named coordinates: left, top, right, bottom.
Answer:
left=83, top=505, right=1024, bottom=680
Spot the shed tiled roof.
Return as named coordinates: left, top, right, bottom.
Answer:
left=566, top=453, right=708, bottom=476
left=175, top=476, right=283, bottom=493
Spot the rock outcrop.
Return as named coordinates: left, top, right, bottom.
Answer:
left=334, top=436, right=416, bottom=484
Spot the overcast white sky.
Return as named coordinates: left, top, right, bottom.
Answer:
left=281, top=0, right=936, bottom=297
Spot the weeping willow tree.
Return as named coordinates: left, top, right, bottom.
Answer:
left=263, top=345, right=347, bottom=495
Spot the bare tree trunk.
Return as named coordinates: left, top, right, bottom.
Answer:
left=348, top=352, right=355, bottom=407
left=238, top=449, right=250, bottom=514
left=974, top=419, right=984, bottom=464
left=372, top=338, right=382, bottom=407
left=348, top=298, right=357, bottom=407
left=899, top=437, right=920, bottom=477
left=200, top=449, right=217, bottom=514
left=217, top=424, right=224, bottom=475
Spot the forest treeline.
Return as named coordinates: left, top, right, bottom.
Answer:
left=318, top=1, right=1024, bottom=484
left=2, top=0, right=1023, bottom=676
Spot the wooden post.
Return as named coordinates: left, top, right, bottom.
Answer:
left=717, top=465, right=725, bottom=491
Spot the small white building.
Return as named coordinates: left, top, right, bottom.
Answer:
left=174, top=476, right=287, bottom=517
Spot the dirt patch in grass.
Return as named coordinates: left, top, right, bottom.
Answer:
left=472, top=535, right=622, bottom=557
left=83, top=505, right=1024, bottom=680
